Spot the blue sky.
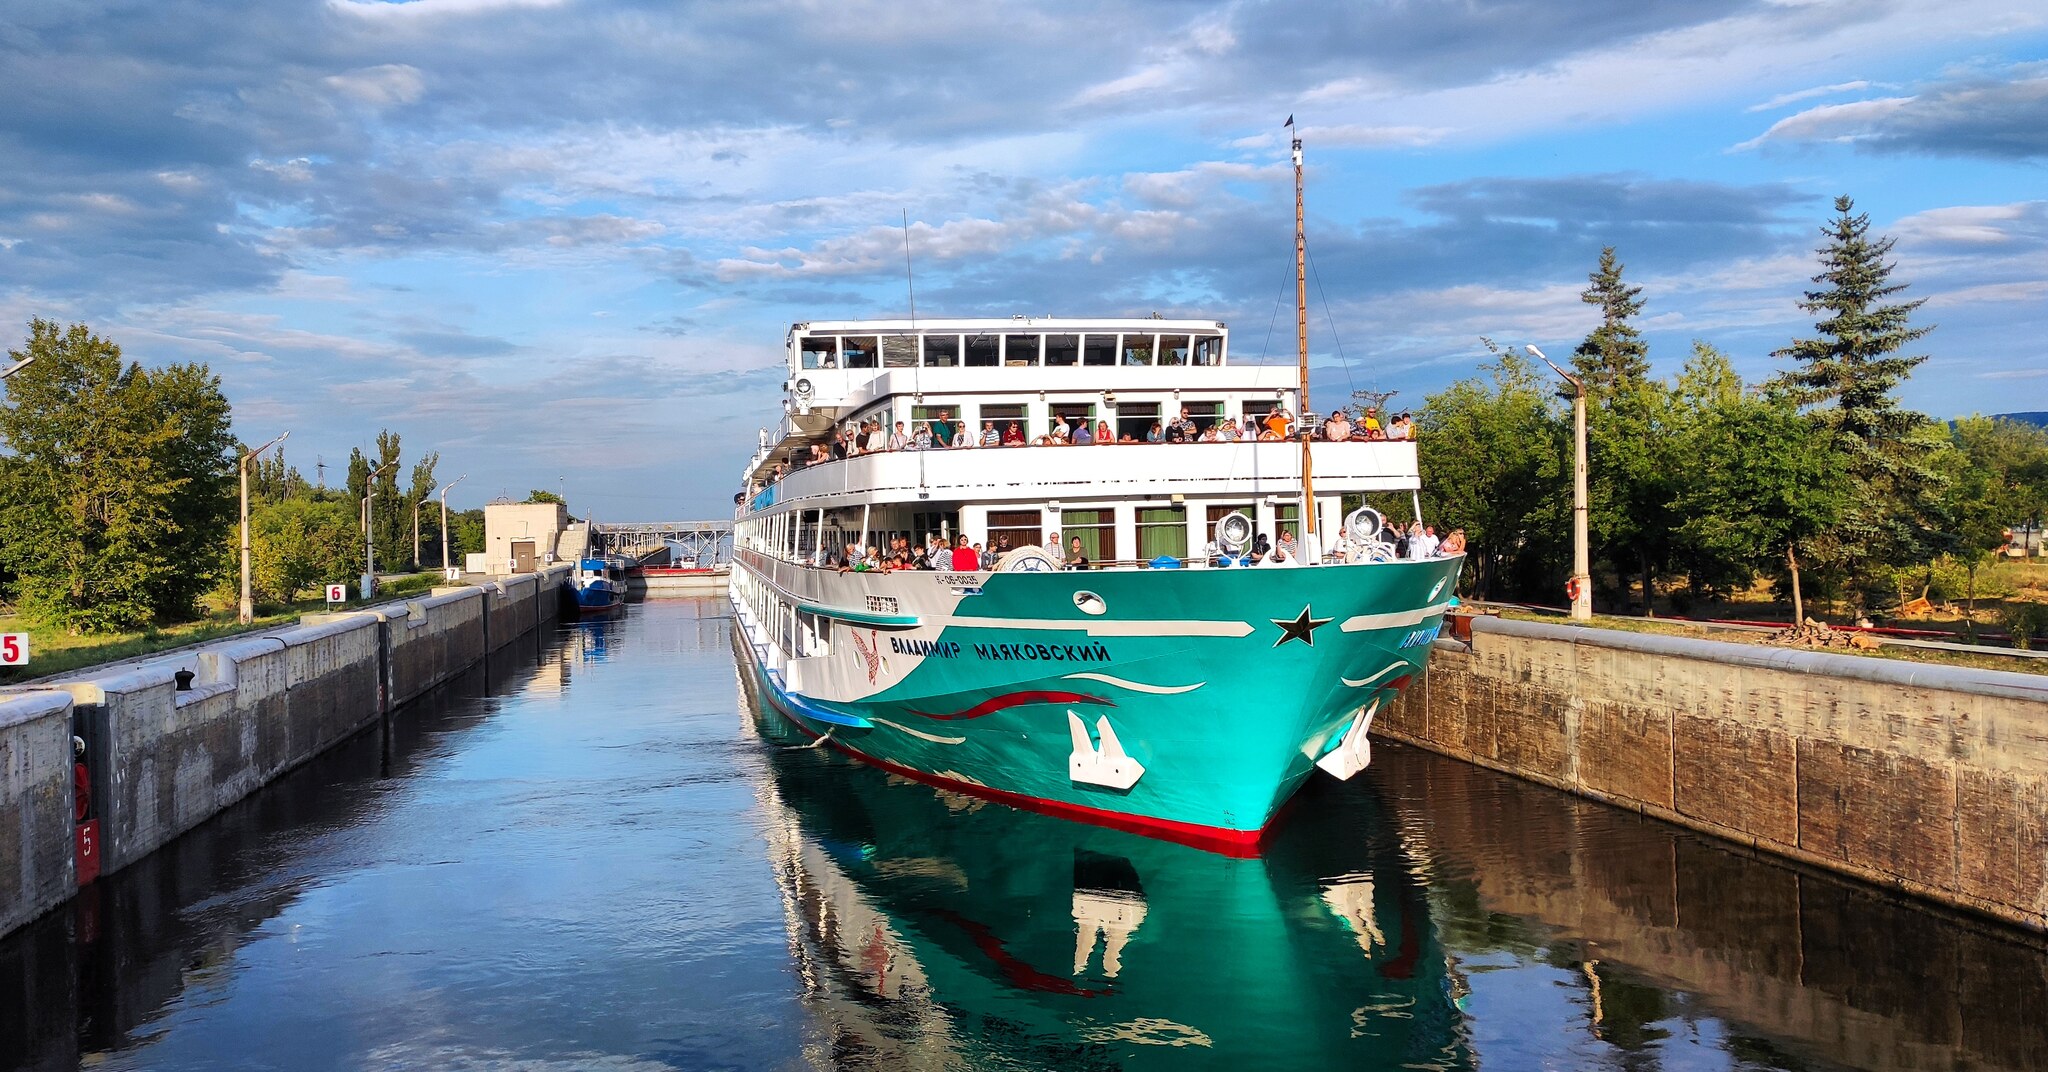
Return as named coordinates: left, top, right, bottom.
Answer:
left=2, top=0, right=2043, bottom=519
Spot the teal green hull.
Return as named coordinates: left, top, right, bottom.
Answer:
left=745, top=685, right=1475, bottom=1070
left=741, top=557, right=1463, bottom=849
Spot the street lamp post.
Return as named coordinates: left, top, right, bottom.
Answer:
left=237, top=431, right=289, bottom=624
left=439, top=474, right=467, bottom=573
left=1527, top=345, right=1592, bottom=621
left=361, top=459, right=397, bottom=601
left=0, top=353, right=36, bottom=379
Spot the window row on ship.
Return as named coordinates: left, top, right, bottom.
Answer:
left=735, top=495, right=1349, bottom=570
left=797, top=330, right=1226, bottom=370
left=821, top=391, right=1302, bottom=453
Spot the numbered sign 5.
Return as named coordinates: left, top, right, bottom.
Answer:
left=0, top=632, right=27, bottom=666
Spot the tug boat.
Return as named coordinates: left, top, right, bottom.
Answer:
left=730, top=132, right=1462, bottom=852
left=570, top=555, right=626, bottom=615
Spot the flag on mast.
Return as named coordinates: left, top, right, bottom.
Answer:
left=1284, top=114, right=1294, bottom=127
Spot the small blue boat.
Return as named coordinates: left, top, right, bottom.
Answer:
left=570, top=556, right=626, bottom=614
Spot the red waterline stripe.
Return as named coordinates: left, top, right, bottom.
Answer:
left=762, top=689, right=1268, bottom=858
left=909, top=690, right=1113, bottom=722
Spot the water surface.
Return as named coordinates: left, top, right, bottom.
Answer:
left=3, top=599, right=2042, bottom=1070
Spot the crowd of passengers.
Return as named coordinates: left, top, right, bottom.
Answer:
left=797, top=519, right=1465, bottom=574
left=770, top=405, right=1418, bottom=480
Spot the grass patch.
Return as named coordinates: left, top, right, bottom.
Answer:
left=0, top=572, right=446, bottom=685
left=1489, top=607, right=2048, bottom=677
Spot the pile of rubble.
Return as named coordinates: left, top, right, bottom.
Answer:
left=1764, top=619, right=1880, bottom=650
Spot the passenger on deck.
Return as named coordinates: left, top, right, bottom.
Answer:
left=1389, top=412, right=1414, bottom=441
left=1439, top=528, right=1466, bottom=555
left=1146, top=421, right=1164, bottom=443
left=1096, top=420, right=1114, bottom=444
left=1359, top=407, right=1384, bottom=440
left=1265, top=407, right=1294, bottom=440
left=1167, top=407, right=1195, bottom=443
left=1275, top=528, right=1298, bottom=563
left=1067, top=536, right=1091, bottom=570
left=980, top=421, right=1000, bottom=447
left=1073, top=420, right=1093, bottom=444
left=953, top=536, right=979, bottom=571
left=1217, top=417, right=1241, bottom=442
left=1324, top=409, right=1352, bottom=441
left=1002, top=422, right=1025, bottom=446
left=930, top=411, right=954, bottom=448
left=890, top=421, right=910, bottom=451
left=1045, top=530, right=1062, bottom=555
left=1050, top=420, right=1070, bottom=445
left=912, top=423, right=933, bottom=450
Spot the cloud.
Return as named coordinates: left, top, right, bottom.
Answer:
left=1745, top=79, right=1878, bottom=112
left=1735, top=63, right=2048, bottom=159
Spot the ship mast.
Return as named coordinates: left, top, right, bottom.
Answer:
left=1292, top=121, right=1316, bottom=544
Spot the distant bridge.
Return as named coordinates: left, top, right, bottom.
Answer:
left=590, top=520, right=733, bottom=565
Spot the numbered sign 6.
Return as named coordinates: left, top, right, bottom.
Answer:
left=0, top=632, right=27, bottom=666
left=325, top=583, right=347, bottom=605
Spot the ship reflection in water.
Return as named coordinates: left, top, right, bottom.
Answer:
left=3, top=603, right=2044, bottom=1071
left=743, top=671, right=2048, bottom=1072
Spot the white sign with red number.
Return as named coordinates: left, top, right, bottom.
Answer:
left=0, top=632, right=26, bottom=666
left=325, top=584, right=347, bottom=604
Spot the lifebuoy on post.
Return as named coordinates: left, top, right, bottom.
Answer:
left=1564, top=577, right=1582, bottom=604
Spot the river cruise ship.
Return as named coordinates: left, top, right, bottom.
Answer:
left=728, top=312, right=1463, bottom=852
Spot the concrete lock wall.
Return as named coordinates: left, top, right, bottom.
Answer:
left=0, top=567, right=569, bottom=939
left=0, top=690, right=77, bottom=938
left=1378, top=615, right=2048, bottom=931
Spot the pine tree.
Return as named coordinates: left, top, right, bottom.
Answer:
left=1771, top=195, right=1940, bottom=612
left=1572, top=246, right=1649, bottom=392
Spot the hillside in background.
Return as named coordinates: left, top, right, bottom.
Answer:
left=1993, top=412, right=2047, bottom=427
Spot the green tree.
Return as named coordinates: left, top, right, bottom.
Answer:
left=1416, top=344, right=1569, bottom=599
left=251, top=447, right=310, bottom=503
left=249, top=497, right=359, bottom=603
left=371, top=430, right=406, bottom=572
left=449, top=508, right=486, bottom=563
left=0, top=320, right=236, bottom=631
left=1673, top=388, right=1849, bottom=623
left=1771, top=195, right=1941, bottom=614
left=404, top=451, right=441, bottom=570
left=1571, top=246, right=1650, bottom=391
left=1943, top=416, right=2048, bottom=618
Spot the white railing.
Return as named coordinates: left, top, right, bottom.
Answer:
left=755, top=439, right=1418, bottom=510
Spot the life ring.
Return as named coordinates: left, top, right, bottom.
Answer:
left=1565, top=577, right=1582, bottom=603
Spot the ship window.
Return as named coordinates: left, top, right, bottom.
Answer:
left=882, top=335, right=918, bottom=368
left=800, top=337, right=837, bottom=369
left=965, top=333, right=999, bottom=366
left=1062, top=508, right=1116, bottom=563
left=1184, top=400, right=1223, bottom=432
left=1050, top=401, right=1095, bottom=439
left=1003, top=334, right=1040, bottom=366
left=912, top=405, right=960, bottom=445
left=1044, top=334, right=1079, bottom=367
left=986, top=509, right=1042, bottom=555
left=912, top=511, right=959, bottom=546
left=981, top=402, right=1028, bottom=440
left=1136, top=506, right=1187, bottom=560
left=1192, top=335, right=1224, bottom=365
left=1121, top=334, right=1155, bottom=365
left=842, top=336, right=878, bottom=368
left=923, top=335, right=959, bottom=366
left=1242, top=399, right=1276, bottom=431
left=1083, top=334, right=1117, bottom=366
left=1115, top=401, right=1159, bottom=443
left=1159, top=335, right=1190, bottom=366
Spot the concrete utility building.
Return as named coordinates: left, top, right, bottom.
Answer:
left=483, top=501, right=587, bottom=575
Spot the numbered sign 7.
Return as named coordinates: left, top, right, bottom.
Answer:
left=0, top=632, right=27, bottom=666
